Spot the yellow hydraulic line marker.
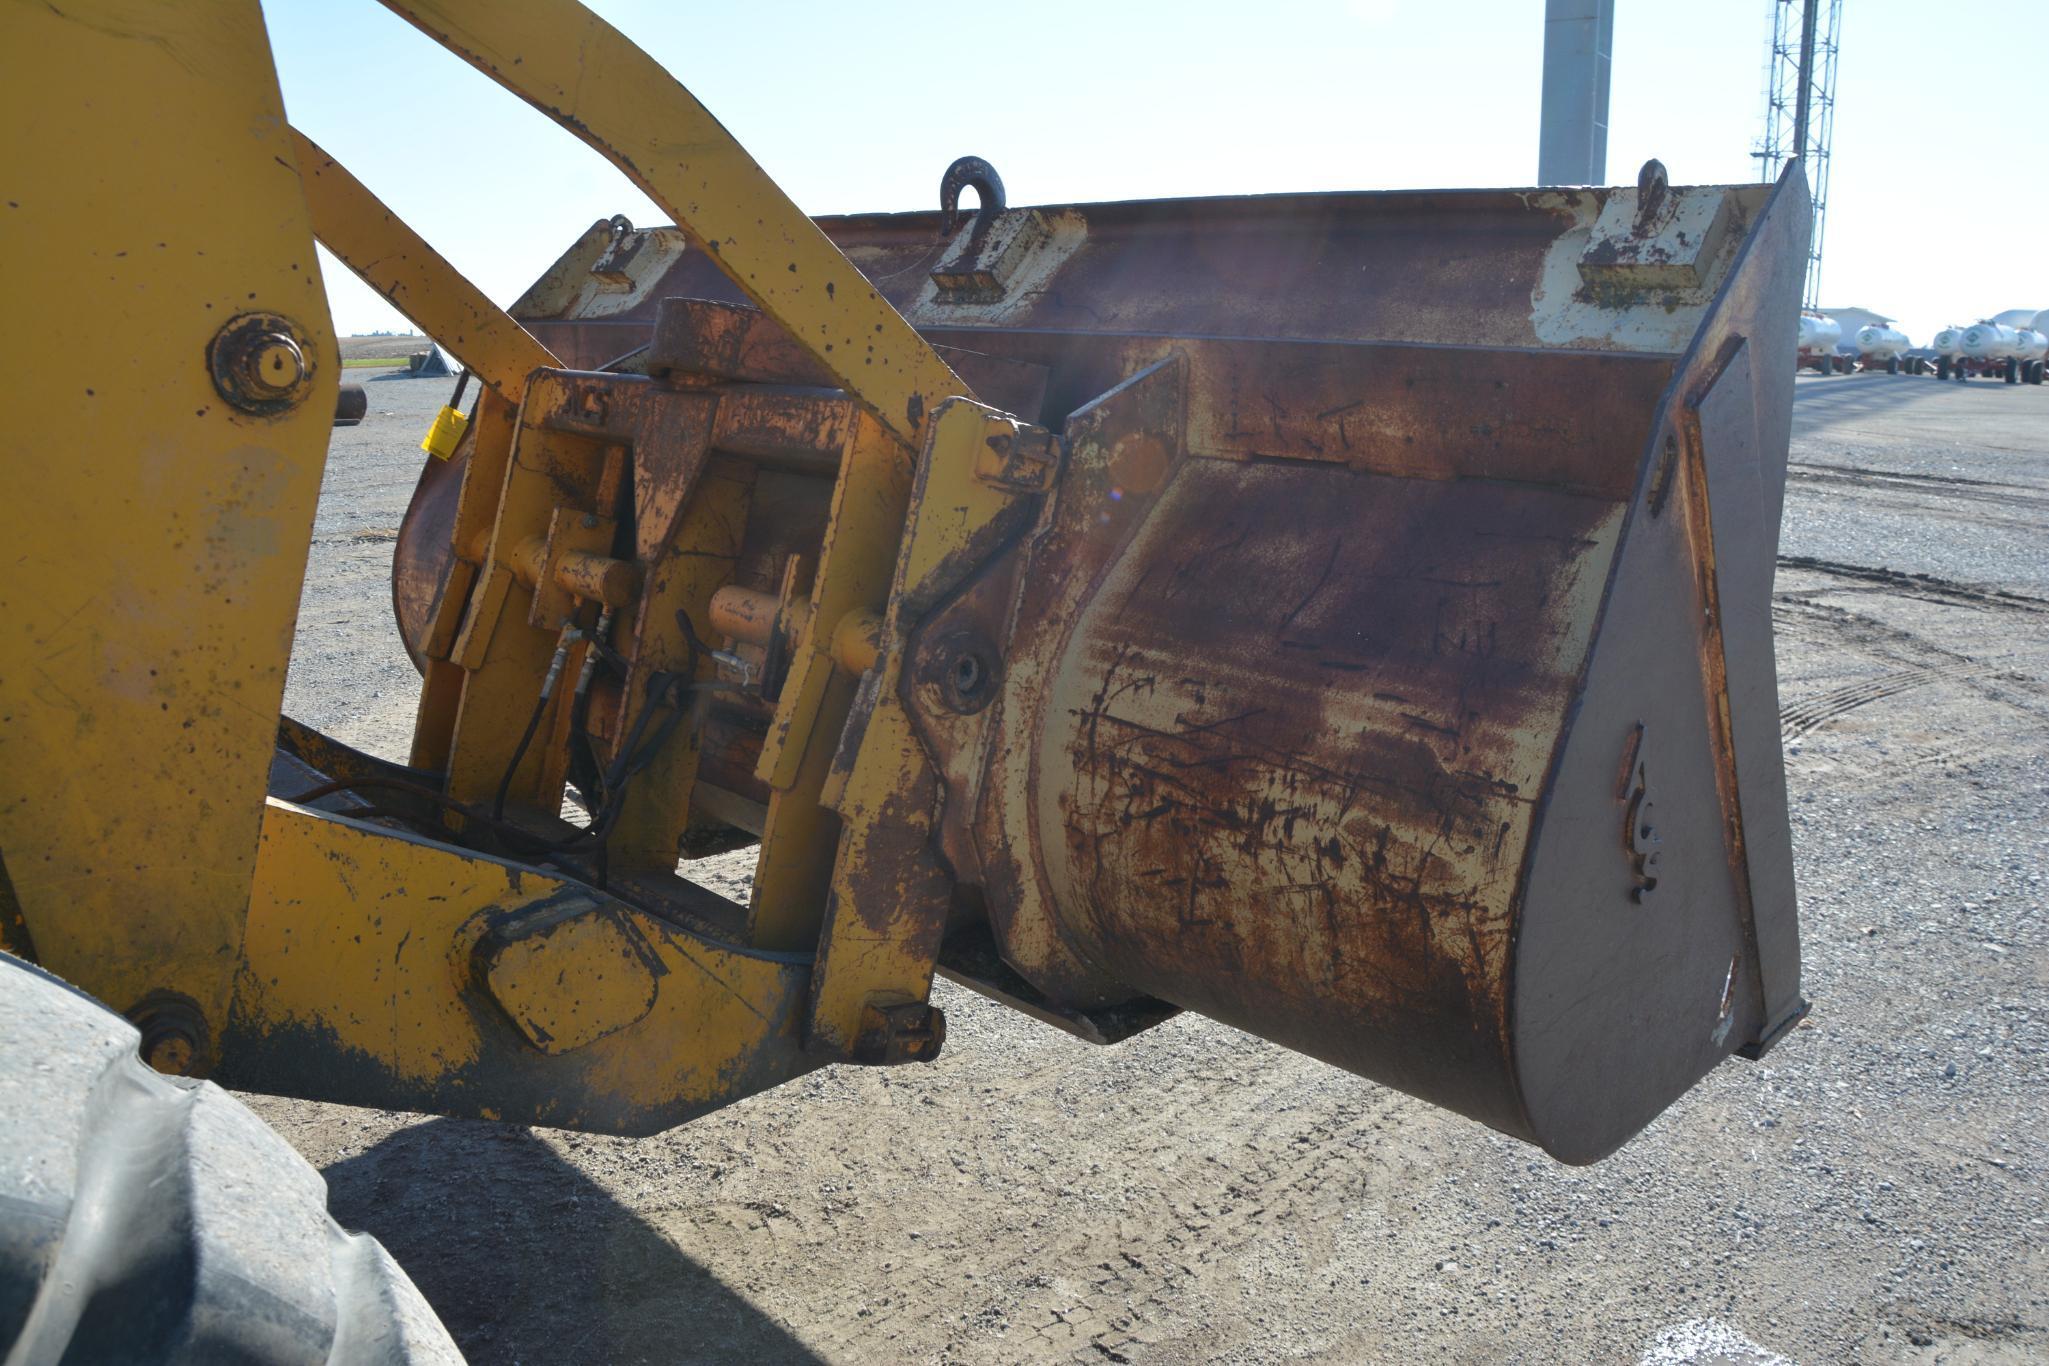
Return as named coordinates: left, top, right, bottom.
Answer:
left=289, top=127, right=558, bottom=404
left=377, top=0, right=967, bottom=447
left=421, top=371, right=472, bottom=460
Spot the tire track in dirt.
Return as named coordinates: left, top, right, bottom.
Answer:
left=1776, top=557, right=2049, bottom=615
left=1779, top=660, right=2049, bottom=743
left=1771, top=589, right=2049, bottom=759
left=1782, top=464, right=2049, bottom=535
left=1786, top=462, right=2049, bottom=509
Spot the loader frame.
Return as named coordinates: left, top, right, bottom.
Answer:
left=2, top=0, right=982, bottom=1130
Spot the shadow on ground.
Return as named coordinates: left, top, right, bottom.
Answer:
left=324, top=1120, right=822, bottom=1365
left=1793, top=370, right=2031, bottom=430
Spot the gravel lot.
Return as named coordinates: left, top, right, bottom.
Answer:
left=257, top=368, right=2048, bottom=1365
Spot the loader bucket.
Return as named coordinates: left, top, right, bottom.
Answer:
left=399, top=162, right=1809, bottom=1161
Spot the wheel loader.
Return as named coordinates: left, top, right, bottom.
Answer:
left=0, top=1, right=1809, bottom=1358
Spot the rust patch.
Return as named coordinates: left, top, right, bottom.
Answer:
left=1027, top=458, right=1620, bottom=1124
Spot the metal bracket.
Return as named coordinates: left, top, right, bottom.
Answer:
left=852, top=998, right=947, bottom=1065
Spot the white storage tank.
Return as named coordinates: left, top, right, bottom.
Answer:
left=1797, top=313, right=1842, bottom=353
left=1960, top=322, right=2021, bottom=360
left=1854, top=325, right=1911, bottom=360
left=2013, top=329, right=2049, bottom=363
left=1932, top=327, right=1964, bottom=357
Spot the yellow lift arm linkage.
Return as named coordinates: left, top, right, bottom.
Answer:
left=1, top=0, right=992, bottom=1128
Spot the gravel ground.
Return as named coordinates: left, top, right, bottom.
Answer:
left=257, top=369, right=2049, bottom=1365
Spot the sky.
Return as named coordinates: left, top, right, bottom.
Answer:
left=263, top=0, right=2045, bottom=348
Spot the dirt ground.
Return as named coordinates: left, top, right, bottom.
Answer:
left=257, top=370, right=2048, bottom=1365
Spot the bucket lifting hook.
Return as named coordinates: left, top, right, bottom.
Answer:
left=1633, top=159, right=1670, bottom=232
left=939, top=156, right=1006, bottom=237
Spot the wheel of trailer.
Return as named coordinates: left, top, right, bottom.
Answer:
left=0, top=953, right=462, bottom=1364
left=1886, top=357, right=1899, bottom=374
left=2006, top=360, right=2020, bottom=384
left=1937, top=358, right=1951, bottom=380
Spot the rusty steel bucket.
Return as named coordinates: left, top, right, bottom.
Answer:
left=396, top=160, right=1809, bottom=1162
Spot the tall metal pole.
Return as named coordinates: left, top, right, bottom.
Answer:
left=1537, top=0, right=1615, bottom=184
left=1790, top=0, right=1820, bottom=163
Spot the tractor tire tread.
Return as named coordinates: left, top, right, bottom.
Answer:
left=0, top=952, right=462, bottom=1365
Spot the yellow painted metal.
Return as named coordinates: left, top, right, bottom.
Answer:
left=0, top=0, right=334, bottom=1035
left=805, top=400, right=1041, bottom=1053
left=290, top=128, right=559, bottom=404
left=748, top=415, right=915, bottom=949
left=377, top=0, right=967, bottom=447
left=234, top=800, right=812, bottom=1129
left=411, top=389, right=524, bottom=773
left=830, top=610, right=886, bottom=676
left=408, top=656, right=469, bottom=773
left=756, top=419, right=917, bottom=791
left=452, top=390, right=524, bottom=572
left=608, top=458, right=754, bottom=869
left=421, top=404, right=470, bottom=459
left=525, top=509, right=617, bottom=631
left=402, top=387, right=521, bottom=780
left=481, top=901, right=658, bottom=1054
left=441, top=371, right=721, bottom=815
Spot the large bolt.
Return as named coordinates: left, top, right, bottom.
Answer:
left=209, top=311, right=317, bottom=416
left=142, top=1025, right=198, bottom=1076
left=248, top=333, right=308, bottom=396
left=924, top=628, right=998, bottom=715
left=125, top=990, right=212, bottom=1077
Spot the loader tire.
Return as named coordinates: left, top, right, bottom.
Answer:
left=0, top=953, right=463, bottom=1365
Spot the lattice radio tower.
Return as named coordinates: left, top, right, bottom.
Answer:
left=1753, top=0, right=1843, bottom=307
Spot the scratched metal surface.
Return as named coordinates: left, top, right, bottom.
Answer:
left=382, top=173, right=1806, bottom=1160
left=1036, top=457, right=1626, bottom=1138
